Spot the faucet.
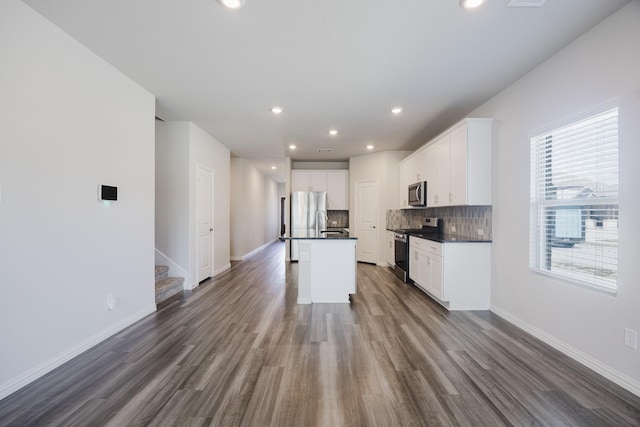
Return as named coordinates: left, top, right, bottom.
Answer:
left=316, top=210, right=327, bottom=235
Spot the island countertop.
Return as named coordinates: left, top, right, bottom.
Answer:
left=287, top=228, right=357, bottom=240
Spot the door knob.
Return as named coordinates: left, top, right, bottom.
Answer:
left=210, top=228, right=214, bottom=232
left=372, top=226, right=376, bottom=229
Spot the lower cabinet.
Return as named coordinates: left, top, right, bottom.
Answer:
left=386, top=231, right=395, bottom=267
left=409, top=236, right=490, bottom=310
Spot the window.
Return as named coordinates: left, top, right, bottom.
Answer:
left=530, top=107, right=619, bottom=292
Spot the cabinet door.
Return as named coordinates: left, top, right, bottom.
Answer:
left=414, top=148, right=428, bottom=184
left=427, top=253, right=444, bottom=300
left=425, top=144, right=438, bottom=207
left=386, top=231, right=395, bottom=266
left=409, top=245, right=419, bottom=282
left=326, top=170, right=348, bottom=210
left=399, top=158, right=411, bottom=208
left=292, top=170, right=311, bottom=192
left=433, top=135, right=451, bottom=207
left=309, top=171, right=328, bottom=192
left=449, top=123, right=467, bottom=206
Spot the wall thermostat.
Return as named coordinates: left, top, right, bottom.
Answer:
left=98, top=185, right=118, bottom=201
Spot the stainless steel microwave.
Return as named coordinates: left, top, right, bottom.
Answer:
left=408, top=181, right=427, bottom=207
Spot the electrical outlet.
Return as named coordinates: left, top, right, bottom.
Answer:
left=332, top=220, right=337, bottom=225
left=624, top=328, right=638, bottom=349
left=450, top=225, right=456, bottom=233
left=477, top=229, right=484, bottom=236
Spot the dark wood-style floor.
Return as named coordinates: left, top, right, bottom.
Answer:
left=1, top=242, right=639, bottom=426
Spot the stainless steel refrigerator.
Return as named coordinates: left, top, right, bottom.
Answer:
left=291, top=191, right=327, bottom=261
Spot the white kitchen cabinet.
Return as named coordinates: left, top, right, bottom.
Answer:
left=292, top=170, right=311, bottom=192
left=386, top=231, right=395, bottom=267
left=425, top=143, right=438, bottom=207
left=399, top=148, right=429, bottom=209
left=409, top=235, right=491, bottom=310
left=309, top=171, right=328, bottom=192
left=326, top=170, right=349, bottom=210
left=401, top=118, right=493, bottom=208
left=409, top=237, right=443, bottom=298
left=430, top=119, right=493, bottom=206
left=431, top=135, right=451, bottom=207
left=292, top=170, right=328, bottom=192
left=449, top=123, right=468, bottom=206
left=399, top=157, right=412, bottom=208
left=414, top=147, right=429, bottom=184
left=292, top=169, right=349, bottom=209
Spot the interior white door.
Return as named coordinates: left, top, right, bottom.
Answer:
left=355, top=180, right=378, bottom=264
left=197, top=165, right=214, bottom=283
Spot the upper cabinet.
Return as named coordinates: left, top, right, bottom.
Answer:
left=399, top=118, right=493, bottom=208
left=326, top=170, right=349, bottom=210
left=292, top=169, right=349, bottom=210
left=399, top=146, right=429, bottom=208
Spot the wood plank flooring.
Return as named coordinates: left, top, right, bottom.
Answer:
left=1, top=241, right=639, bottom=426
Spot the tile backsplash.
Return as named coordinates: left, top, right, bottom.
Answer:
left=328, top=210, right=349, bottom=227
left=387, top=206, right=492, bottom=239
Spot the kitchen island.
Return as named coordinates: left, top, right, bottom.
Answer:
left=287, top=229, right=357, bottom=304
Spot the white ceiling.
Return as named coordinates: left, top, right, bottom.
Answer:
left=24, top=0, right=629, bottom=182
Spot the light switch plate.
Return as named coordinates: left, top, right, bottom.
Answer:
left=300, top=252, right=310, bottom=262
left=624, top=328, right=638, bottom=349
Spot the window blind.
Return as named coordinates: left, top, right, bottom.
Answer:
left=530, top=107, right=619, bottom=291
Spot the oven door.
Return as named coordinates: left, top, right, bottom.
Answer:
left=394, top=233, right=409, bottom=282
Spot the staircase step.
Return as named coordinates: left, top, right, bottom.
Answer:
left=155, top=276, right=184, bottom=304
left=155, top=265, right=169, bottom=281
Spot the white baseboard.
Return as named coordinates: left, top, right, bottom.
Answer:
left=0, top=305, right=156, bottom=401
left=490, top=305, right=640, bottom=397
left=214, top=263, right=231, bottom=276
left=155, top=248, right=189, bottom=288
left=231, top=239, right=278, bottom=262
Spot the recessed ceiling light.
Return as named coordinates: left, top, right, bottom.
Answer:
left=366, top=145, right=374, bottom=150
left=218, top=0, right=245, bottom=8
left=270, top=107, right=282, bottom=114
left=391, top=107, right=403, bottom=114
left=329, top=130, right=338, bottom=136
left=289, top=144, right=296, bottom=150
left=271, top=166, right=276, bottom=170
left=459, top=0, right=483, bottom=9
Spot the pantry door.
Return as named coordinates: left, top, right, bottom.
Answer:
left=355, top=180, right=378, bottom=264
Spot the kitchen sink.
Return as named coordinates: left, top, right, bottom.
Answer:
left=321, top=230, right=344, bottom=234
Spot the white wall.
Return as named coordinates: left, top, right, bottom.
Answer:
left=349, top=151, right=411, bottom=265
left=230, top=158, right=280, bottom=260
left=471, top=1, right=640, bottom=393
left=156, top=121, right=190, bottom=276
left=0, top=0, right=156, bottom=399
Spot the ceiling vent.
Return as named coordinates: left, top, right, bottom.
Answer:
left=317, top=148, right=333, bottom=153
left=506, top=0, right=546, bottom=6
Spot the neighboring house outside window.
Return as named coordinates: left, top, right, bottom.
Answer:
left=529, top=106, right=619, bottom=292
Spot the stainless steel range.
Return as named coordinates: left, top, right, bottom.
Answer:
left=392, top=218, right=442, bottom=283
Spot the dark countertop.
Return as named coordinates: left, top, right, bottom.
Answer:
left=387, top=228, right=491, bottom=243
left=408, top=232, right=491, bottom=243
left=287, top=228, right=357, bottom=240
